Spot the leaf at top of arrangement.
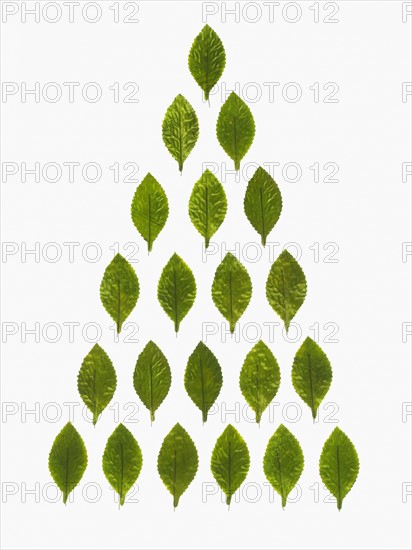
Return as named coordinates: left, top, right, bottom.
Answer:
left=77, top=343, right=117, bottom=425
left=244, top=166, right=283, bottom=246
left=184, top=341, right=223, bottom=423
left=319, top=427, right=360, bottom=510
left=131, top=172, right=169, bottom=252
left=188, top=24, right=226, bottom=102
left=291, top=337, right=332, bottom=420
left=162, top=94, right=199, bottom=173
left=48, top=422, right=87, bottom=504
left=212, top=252, right=252, bottom=333
left=157, top=423, right=198, bottom=508
left=188, top=169, right=227, bottom=248
left=263, top=424, right=304, bottom=508
left=216, top=92, right=255, bottom=171
left=239, top=340, right=281, bottom=424
left=102, top=423, right=143, bottom=506
left=210, top=424, right=250, bottom=507
left=133, top=340, right=171, bottom=423
left=100, top=254, right=140, bottom=333
left=157, top=253, right=197, bottom=333
left=266, top=249, right=307, bottom=332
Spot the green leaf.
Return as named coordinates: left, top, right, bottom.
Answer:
left=266, top=249, right=307, bottom=332
left=212, top=252, right=252, bottom=333
left=216, top=92, right=255, bottom=171
left=244, top=166, right=282, bottom=246
left=184, top=341, right=223, bottom=423
left=319, top=427, right=360, bottom=510
left=100, top=254, right=140, bottom=333
left=188, top=169, right=227, bottom=248
left=77, top=344, right=117, bottom=425
left=210, top=424, right=250, bottom=507
left=133, top=340, right=171, bottom=423
left=131, top=172, right=169, bottom=252
left=102, top=424, right=143, bottom=506
left=263, top=424, right=304, bottom=508
left=48, top=422, right=87, bottom=504
left=157, top=423, right=198, bottom=508
left=239, top=340, right=280, bottom=424
left=188, top=24, right=226, bottom=102
left=162, top=94, right=199, bottom=173
left=291, top=337, right=333, bottom=420
left=157, top=253, right=197, bottom=333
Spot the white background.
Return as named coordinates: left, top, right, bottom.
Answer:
left=1, top=1, right=411, bottom=549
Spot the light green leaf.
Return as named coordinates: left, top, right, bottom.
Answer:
left=133, top=340, right=171, bottom=423
left=291, top=337, right=332, bottom=419
left=157, top=423, right=198, bottom=508
left=319, top=427, right=360, bottom=510
left=131, top=172, right=169, bottom=252
left=184, top=341, right=223, bottom=423
left=211, top=424, right=250, bottom=506
left=188, top=169, right=227, bottom=248
left=263, top=424, right=304, bottom=508
left=77, top=344, right=117, bottom=425
left=48, top=422, right=87, bottom=504
left=266, top=249, right=307, bottom=332
left=212, top=252, right=252, bottom=333
left=244, top=166, right=282, bottom=246
left=188, top=24, right=226, bottom=102
left=102, top=424, right=143, bottom=506
left=157, top=253, right=197, bottom=333
left=162, top=94, right=199, bottom=173
left=239, top=340, right=280, bottom=424
left=100, top=254, right=140, bottom=333
left=216, top=92, right=255, bottom=171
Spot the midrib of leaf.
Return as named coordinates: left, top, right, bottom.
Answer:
left=306, top=351, right=316, bottom=420
left=116, top=277, right=121, bottom=334
left=178, top=110, right=183, bottom=173
left=205, top=185, right=209, bottom=248
left=149, top=360, right=154, bottom=424
left=227, top=440, right=232, bottom=507
left=173, top=449, right=178, bottom=508
left=255, top=362, right=261, bottom=424
left=199, top=357, right=207, bottom=423
left=148, top=194, right=152, bottom=252
left=229, top=270, right=234, bottom=332
left=259, top=186, right=266, bottom=246
left=336, top=444, right=342, bottom=510
left=118, top=442, right=124, bottom=507
left=173, top=268, right=179, bottom=333
left=275, top=449, right=286, bottom=508
left=233, top=116, right=239, bottom=170
left=92, top=363, right=97, bottom=425
left=280, top=268, right=288, bottom=331
left=64, top=447, right=69, bottom=504
left=204, top=42, right=210, bottom=102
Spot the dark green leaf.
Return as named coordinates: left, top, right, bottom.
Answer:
left=162, top=94, right=199, bottom=173
left=263, top=424, right=304, bottom=508
left=216, top=92, right=255, bottom=171
left=210, top=424, right=250, bottom=506
left=188, top=169, right=227, bottom=248
left=48, top=422, right=87, bottom=504
left=157, top=253, right=197, bottom=333
left=244, top=166, right=282, bottom=246
left=188, top=24, right=226, bottom=102
left=212, top=252, right=252, bottom=333
left=239, top=340, right=280, bottom=423
left=77, top=344, right=117, bottom=425
left=102, top=424, right=143, bottom=506
left=100, top=254, right=140, bottom=333
left=184, top=341, right=223, bottom=423
left=157, top=423, right=198, bottom=508
left=131, top=172, right=169, bottom=252
left=319, top=427, right=360, bottom=510
left=133, top=340, right=171, bottom=423
left=291, top=337, right=332, bottom=419
left=266, top=249, right=307, bottom=332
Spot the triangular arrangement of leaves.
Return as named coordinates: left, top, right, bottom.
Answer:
left=133, top=340, right=171, bottom=423
left=157, top=423, right=198, bottom=508
left=100, top=253, right=140, bottom=333
left=212, top=252, right=252, bottom=333
left=291, top=336, right=332, bottom=420
left=77, top=344, right=117, bottom=425
left=188, top=24, right=226, bottom=102
left=131, top=172, right=169, bottom=252
left=188, top=169, right=227, bottom=248
left=102, top=424, right=143, bottom=506
left=319, top=427, right=359, bottom=510
left=184, top=341, right=223, bottom=423
left=48, top=422, right=87, bottom=504
left=239, top=340, right=280, bottom=423
left=263, top=424, right=304, bottom=508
